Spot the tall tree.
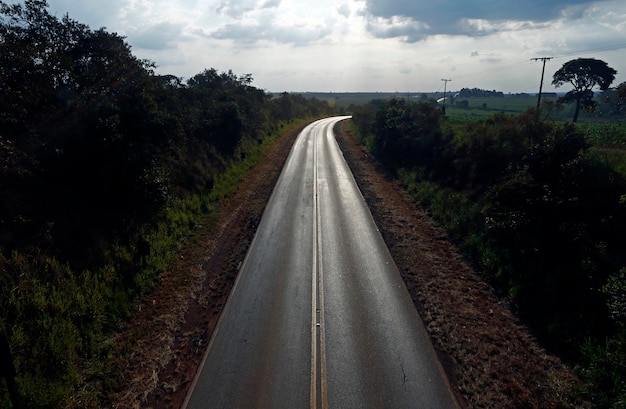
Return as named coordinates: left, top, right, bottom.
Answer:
left=551, top=58, right=617, bottom=122
left=617, top=81, right=626, bottom=104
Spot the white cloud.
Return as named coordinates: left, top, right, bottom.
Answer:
left=7, top=0, right=624, bottom=91
left=365, top=15, right=430, bottom=42
left=130, top=21, right=186, bottom=50
left=215, top=0, right=259, bottom=19
left=210, top=19, right=333, bottom=46
left=337, top=3, right=351, bottom=18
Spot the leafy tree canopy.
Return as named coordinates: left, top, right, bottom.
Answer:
left=617, top=81, right=626, bottom=103
left=0, top=1, right=338, bottom=407
left=551, top=57, right=617, bottom=122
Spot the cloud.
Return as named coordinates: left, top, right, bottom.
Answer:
left=215, top=0, right=281, bottom=19
left=211, top=19, right=333, bottom=46
left=261, top=0, right=282, bottom=8
left=480, top=57, right=502, bottom=64
left=208, top=0, right=351, bottom=46
left=466, top=49, right=502, bottom=64
left=337, top=3, right=351, bottom=18
left=129, top=21, right=186, bottom=50
left=366, top=0, right=605, bottom=22
left=362, top=0, right=612, bottom=40
left=46, top=0, right=126, bottom=29
left=365, top=15, right=430, bottom=42
left=27, top=0, right=626, bottom=92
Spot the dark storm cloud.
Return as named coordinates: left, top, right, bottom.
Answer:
left=364, top=0, right=609, bottom=40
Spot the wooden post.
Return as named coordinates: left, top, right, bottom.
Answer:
left=531, top=57, right=553, bottom=109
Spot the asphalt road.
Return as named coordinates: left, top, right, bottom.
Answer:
left=182, top=117, right=458, bottom=409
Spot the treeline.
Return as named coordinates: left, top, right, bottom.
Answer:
left=352, top=98, right=626, bottom=407
left=457, top=87, right=505, bottom=98
left=0, top=1, right=335, bottom=407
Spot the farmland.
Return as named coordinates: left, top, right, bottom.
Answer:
left=299, top=91, right=541, bottom=110
left=301, top=91, right=626, bottom=124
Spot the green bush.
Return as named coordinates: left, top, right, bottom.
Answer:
left=352, top=101, right=626, bottom=404
left=579, top=336, right=626, bottom=407
left=0, top=2, right=338, bottom=406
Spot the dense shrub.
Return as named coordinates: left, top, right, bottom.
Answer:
left=353, top=99, right=626, bottom=407
left=0, top=1, right=336, bottom=406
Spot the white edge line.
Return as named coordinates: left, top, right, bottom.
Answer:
left=310, top=122, right=319, bottom=409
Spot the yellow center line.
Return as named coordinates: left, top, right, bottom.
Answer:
left=311, top=122, right=329, bottom=409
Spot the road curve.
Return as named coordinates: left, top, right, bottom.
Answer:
left=182, top=117, right=459, bottom=409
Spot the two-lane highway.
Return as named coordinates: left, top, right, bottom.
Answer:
left=183, top=117, right=458, bottom=409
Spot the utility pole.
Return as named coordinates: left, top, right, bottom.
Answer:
left=441, top=78, right=451, bottom=114
left=531, top=57, right=553, bottom=109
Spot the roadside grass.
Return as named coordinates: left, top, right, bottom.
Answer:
left=397, top=168, right=478, bottom=238
left=577, top=122, right=626, bottom=147
left=588, top=147, right=626, bottom=180
left=578, top=334, right=626, bottom=407
left=577, top=122, right=626, bottom=180
left=207, top=120, right=310, bottom=202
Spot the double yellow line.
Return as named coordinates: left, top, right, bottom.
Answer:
left=310, top=122, right=329, bottom=409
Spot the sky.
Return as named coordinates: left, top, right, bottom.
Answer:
left=8, top=0, right=626, bottom=93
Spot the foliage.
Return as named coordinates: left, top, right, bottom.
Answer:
left=457, top=88, right=504, bottom=98
left=596, top=85, right=626, bottom=118
left=579, top=335, right=626, bottom=407
left=618, top=82, right=626, bottom=103
left=0, top=1, right=337, bottom=407
left=576, top=123, right=626, bottom=148
left=552, top=58, right=618, bottom=122
left=370, top=98, right=443, bottom=168
left=352, top=100, right=626, bottom=406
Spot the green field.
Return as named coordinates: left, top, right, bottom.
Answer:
left=299, top=92, right=547, bottom=115
left=446, top=95, right=540, bottom=113
left=299, top=92, right=626, bottom=124
left=296, top=92, right=420, bottom=108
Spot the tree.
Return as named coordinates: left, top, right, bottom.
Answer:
left=552, top=58, right=617, bottom=122
left=617, top=81, right=626, bottom=104
left=371, top=99, right=442, bottom=168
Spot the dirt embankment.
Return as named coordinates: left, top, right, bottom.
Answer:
left=108, top=119, right=587, bottom=409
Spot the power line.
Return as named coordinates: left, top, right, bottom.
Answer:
left=452, top=42, right=626, bottom=84
left=552, top=42, right=626, bottom=60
